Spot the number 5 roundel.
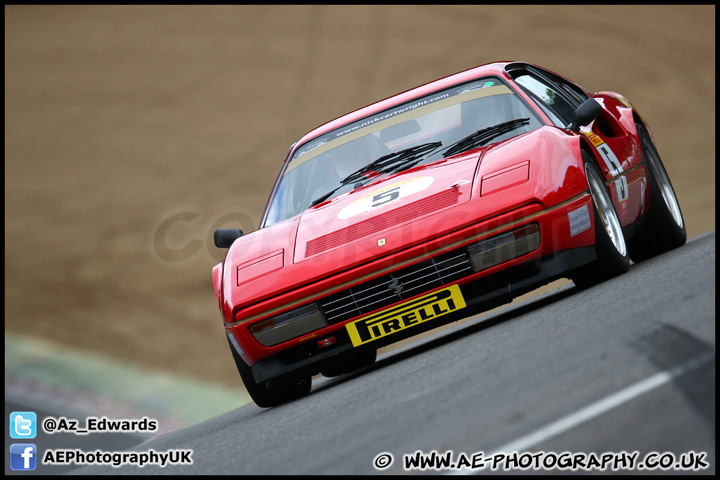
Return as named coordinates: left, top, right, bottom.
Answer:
left=338, top=176, right=434, bottom=220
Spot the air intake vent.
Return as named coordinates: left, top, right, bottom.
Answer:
left=306, top=188, right=459, bottom=257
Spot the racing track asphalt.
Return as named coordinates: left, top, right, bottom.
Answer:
left=71, top=232, right=715, bottom=475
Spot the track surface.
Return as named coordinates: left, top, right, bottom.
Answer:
left=72, top=232, right=715, bottom=475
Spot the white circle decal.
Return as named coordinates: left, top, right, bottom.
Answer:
left=338, top=176, right=434, bottom=220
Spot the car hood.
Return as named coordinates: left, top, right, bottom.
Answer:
left=294, top=153, right=479, bottom=263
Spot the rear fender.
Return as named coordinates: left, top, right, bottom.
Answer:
left=594, top=91, right=643, bottom=139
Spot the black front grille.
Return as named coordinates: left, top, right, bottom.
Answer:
left=319, top=248, right=474, bottom=325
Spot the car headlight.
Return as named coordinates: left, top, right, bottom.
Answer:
left=249, top=304, right=328, bottom=347
left=467, top=223, right=540, bottom=272
left=237, top=250, right=284, bottom=287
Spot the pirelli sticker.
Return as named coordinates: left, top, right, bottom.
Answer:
left=346, top=284, right=466, bottom=347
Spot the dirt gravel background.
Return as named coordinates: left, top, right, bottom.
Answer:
left=5, top=5, right=715, bottom=389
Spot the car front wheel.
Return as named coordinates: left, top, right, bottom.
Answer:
left=227, top=338, right=311, bottom=408
left=570, top=154, right=630, bottom=288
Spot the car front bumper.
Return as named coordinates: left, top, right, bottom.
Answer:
left=226, top=191, right=597, bottom=384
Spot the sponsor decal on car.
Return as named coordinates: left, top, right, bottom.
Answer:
left=346, top=284, right=466, bottom=347
left=568, top=204, right=591, bottom=237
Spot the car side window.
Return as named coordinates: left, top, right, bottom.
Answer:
left=554, top=78, right=589, bottom=106
left=514, top=73, right=579, bottom=127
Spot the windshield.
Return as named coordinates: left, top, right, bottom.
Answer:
left=263, top=77, right=543, bottom=226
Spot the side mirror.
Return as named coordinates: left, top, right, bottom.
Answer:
left=568, top=98, right=603, bottom=132
left=214, top=228, right=244, bottom=248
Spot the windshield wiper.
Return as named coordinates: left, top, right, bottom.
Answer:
left=441, top=118, right=530, bottom=158
left=341, top=141, right=443, bottom=185
left=309, top=141, right=442, bottom=207
left=309, top=186, right=346, bottom=208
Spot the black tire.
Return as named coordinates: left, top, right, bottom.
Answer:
left=227, top=338, right=311, bottom=408
left=570, top=154, right=630, bottom=288
left=627, top=123, right=686, bottom=262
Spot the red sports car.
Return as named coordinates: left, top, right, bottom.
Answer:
left=212, top=61, right=686, bottom=407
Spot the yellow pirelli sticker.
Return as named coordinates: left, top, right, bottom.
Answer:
left=346, top=284, right=466, bottom=347
left=583, top=131, right=605, bottom=147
